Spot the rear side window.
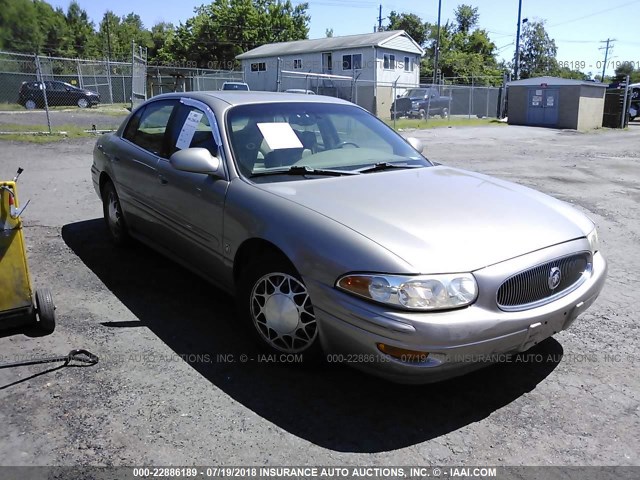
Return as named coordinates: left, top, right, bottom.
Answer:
left=122, top=100, right=177, bottom=157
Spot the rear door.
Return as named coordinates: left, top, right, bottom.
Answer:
left=112, top=99, right=180, bottom=236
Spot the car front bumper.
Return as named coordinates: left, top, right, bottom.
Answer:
left=308, top=240, right=607, bottom=384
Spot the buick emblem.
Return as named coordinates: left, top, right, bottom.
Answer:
left=548, top=267, right=561, bottom=290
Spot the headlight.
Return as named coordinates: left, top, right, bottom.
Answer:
left=587, top=226, right=599, bottom=254
left=336, top=273, right=478, bottom=311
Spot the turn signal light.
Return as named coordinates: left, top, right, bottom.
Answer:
left=376, top=343, right=430, bottom=363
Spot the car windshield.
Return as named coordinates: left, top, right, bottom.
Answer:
left=227, top=102, right=431, bottom=181
left=403, top=89, right=427, bottom=98
left=224, top=83, right=249, bottom=90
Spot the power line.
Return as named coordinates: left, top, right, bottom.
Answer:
left=549, top=0, right=640, bottom=27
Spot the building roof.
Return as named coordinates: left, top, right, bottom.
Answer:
left=507, top=76, right=607, bottom=88
left=236, top=30, right=424, bottom=60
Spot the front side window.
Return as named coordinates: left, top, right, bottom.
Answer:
left=227, top=102, right=430, bottom=180
left=123, top=100, right=177, bottom=157
left=165, top=104, right=218, bottom=158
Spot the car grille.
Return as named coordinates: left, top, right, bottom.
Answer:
left=496, top=253, right=591, bottom=311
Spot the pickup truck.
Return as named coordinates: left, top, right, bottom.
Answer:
left=390, top=87, right=451, bottom=119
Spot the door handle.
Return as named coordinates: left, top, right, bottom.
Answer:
left=158, top=175, right=169, bottom=185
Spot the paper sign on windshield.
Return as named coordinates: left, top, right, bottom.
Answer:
left=176, top=110, right=204, bottom=150
left=257, top=122, right=303, bottom=150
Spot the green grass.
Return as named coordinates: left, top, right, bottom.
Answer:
left=0, top=102, right=130, bottom=115
left=0, top=123, right=98, bottom=143
left=0, top=103, right=25, bottom=111
left=384, top=117, right=506, bottom=130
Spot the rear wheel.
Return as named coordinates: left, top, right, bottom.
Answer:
left=102, top=181, right=129, bottom=246
left=441, top=107, right=449, bottom=119
left=35, top=289, right=56, bottom=334
left=238, top=254, right=321, bottom=359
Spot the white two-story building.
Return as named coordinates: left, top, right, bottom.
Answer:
left=236, top=30, right=424, bottom=116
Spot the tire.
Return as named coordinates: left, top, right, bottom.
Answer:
left=35, top=289, right=56, bottom=334
left=77, top=97, right=89, bottom=108
left=238, top=254, right=321, bottom=359
left=102, top=181, right=130, bottom=246
left=24, top=99, right=37, bottom=110
left=419, top=109, right=427, bottom=119
left=441, top=107, right=449, bottom=119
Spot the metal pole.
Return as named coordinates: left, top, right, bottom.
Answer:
left=514, top=0, right=523, bottom=80
left=276, top=57, right=282, bottom=92
left=621, top=74, right=630, bottom=128
left=601, top=39, right=612, bottom=81
left=432, top=0, right=442, bottom=86
left=34, top=55, right=51, bottom=134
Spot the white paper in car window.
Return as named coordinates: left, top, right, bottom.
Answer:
left=176, top=110, right=204, bottom=150
left=257, top=122, right=303, bottom=150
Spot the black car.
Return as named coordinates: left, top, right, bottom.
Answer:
left=18, top=81, right=101, bottom=109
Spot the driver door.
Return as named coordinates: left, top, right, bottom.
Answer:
left=154, top=99, right=229, bottom=282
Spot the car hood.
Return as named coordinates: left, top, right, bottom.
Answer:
left=257, top=165, right=593, bottom=273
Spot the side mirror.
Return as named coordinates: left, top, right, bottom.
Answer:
left=406, top=137, right=424, bottom=153
left=170, top=148, right=221, bottom=175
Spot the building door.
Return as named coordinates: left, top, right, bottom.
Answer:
left=322, top=52, right=332, bottom=73
left=527, top=88, right=559, bottom=126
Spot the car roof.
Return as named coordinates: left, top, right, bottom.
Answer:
left=149, top=91, right=353, bottom=107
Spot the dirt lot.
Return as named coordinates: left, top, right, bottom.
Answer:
left=0, top=124, right=638, bottom=469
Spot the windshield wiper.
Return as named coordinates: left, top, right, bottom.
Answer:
left=357, top=162, right=423, bottom=174
left=251, top=165, right=360, bottom=178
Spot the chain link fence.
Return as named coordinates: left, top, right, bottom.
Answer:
left=0, top=50, right=243, bottom=134
left=279, top=72, right=504, bottom=121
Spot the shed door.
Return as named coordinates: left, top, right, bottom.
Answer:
left=527, top=88, right=559, bottom=126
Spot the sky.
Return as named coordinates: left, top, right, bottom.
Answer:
left=48, top=0, right=640, bottom=78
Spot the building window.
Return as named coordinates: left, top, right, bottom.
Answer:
left=404, top=56, right=411, bottom=72
left=293, top=59, right=302, bottom=69
left=383, top=53, right=396, bottom=70
left=342, top=53, right=362, bottom=71
left=250, top=62, right=266, bottom=72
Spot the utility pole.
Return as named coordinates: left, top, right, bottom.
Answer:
left=104, top=13, right=112, bottom=61
left=432, top=0, right=442, bottom=86
left=599, top=38, right=615, bottom=82
left=514, top=0, right=523, bottom=80
left=377, top=5, right=383, bottom=31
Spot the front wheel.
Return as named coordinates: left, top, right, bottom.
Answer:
left=35, top=289, right=56, bottom=334
left=24, top=99, right=37, bottom=110
left=441, top=107, right=449, bottom=119
left=238, top=255, right=320, bottom=358
left=102, top=181, right=130, bottom=246
left=77, top=97, right=89, bottom=108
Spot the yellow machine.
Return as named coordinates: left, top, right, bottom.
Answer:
left=0, top=168, right=55, bottom=333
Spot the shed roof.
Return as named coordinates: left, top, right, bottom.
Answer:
left=507, top=76, right=607, bottom=88
left=236, top=30, right=424, bottom=60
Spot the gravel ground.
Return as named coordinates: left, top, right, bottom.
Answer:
left=0, top=124, right=638, bottom=470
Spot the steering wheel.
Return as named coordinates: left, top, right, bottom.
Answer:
left=335, top=141, right=360, bottom=149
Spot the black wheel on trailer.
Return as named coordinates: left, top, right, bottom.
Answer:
left=35, top=289, right=56, bottom=334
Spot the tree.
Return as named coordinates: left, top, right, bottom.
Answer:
left=63, top=1, right=99, bottom=58
left=163, top=0, right=309, bottom=68
left=454, top=4, right=479, bottom=35
left=518, top=20, right=557, bottom=79
left=149, top=22, right=174, bottom=62
left=0, top=0, right=42, bottom=53
left=613, top=62, right=640, bottom=84
left=325, top=28, right=333, bottom=38
left=387, top=11, right=430, bottom=47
